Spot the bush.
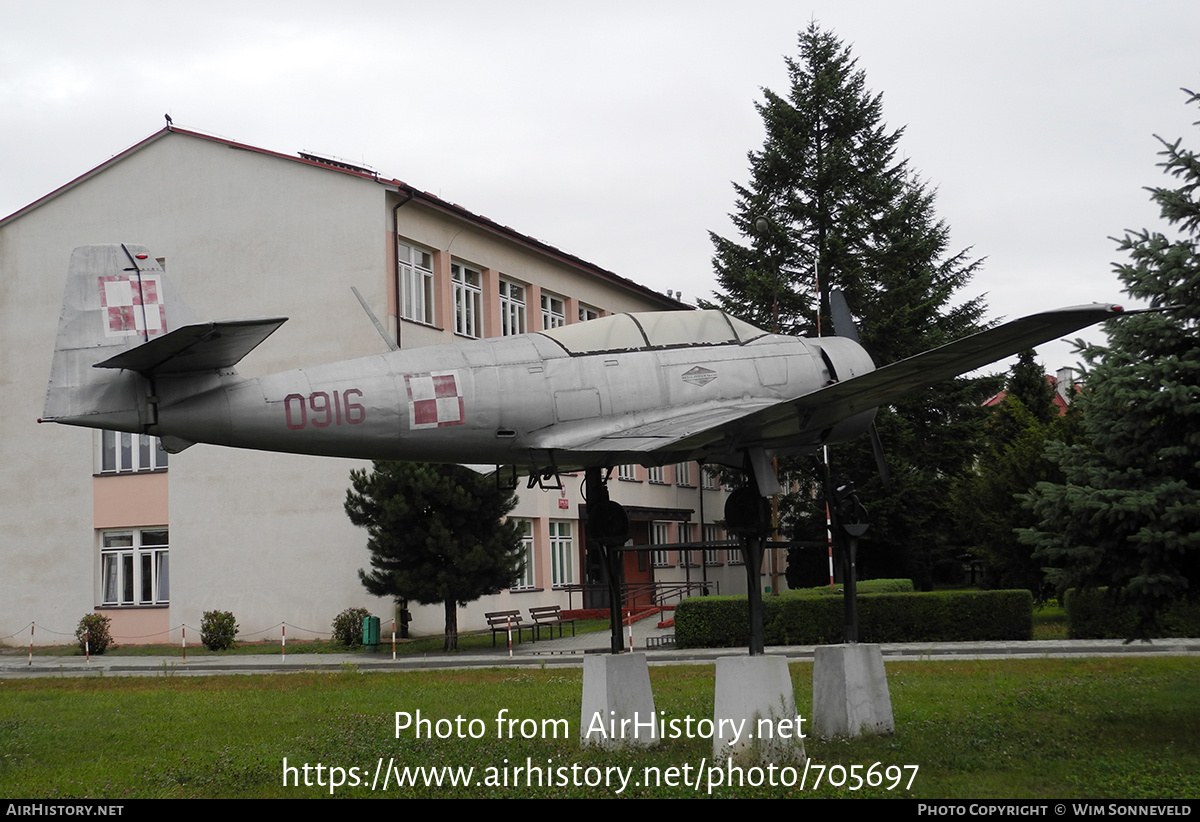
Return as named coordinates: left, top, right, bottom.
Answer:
left=75, top=613, right=113, bottom=655
left=331, top=607, right=373, bottom=647
left=201, top=610, right=239, bottom=651
left=676, top=589, right=1033, bottom=648
left=1065, top=589, right=1200, bottom=639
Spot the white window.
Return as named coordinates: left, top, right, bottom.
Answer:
left=675, top=462, right=692, bottom=487
left=452, top=261, right=482, bottom=338
left=541, top=293, right=565, bottom=329
left=617, top=464, right=637, bottom=482
left=647, top=465, right=665, bottom=484
left=701, top=466, right=719, bottom=490
left=579, top=304, right=600, bottom=323
left=499, top=279, right=527, bottom=336
left=650, top=521, right=671, bottom=568
left=100, top=431, right=167, bottom=474
left=398, top=240, right=435, bottom=325
left=703, top=524, right=723, bottom=566
left=550, top=520, right=574, bottom=587
left=512, top=519, right=535, bottom=590
left=100, top=528, right=169, bottom=606
left=679, top=524, right=697, bottom=567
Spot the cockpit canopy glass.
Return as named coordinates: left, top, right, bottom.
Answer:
left=538, top=310, right=768, bottom=354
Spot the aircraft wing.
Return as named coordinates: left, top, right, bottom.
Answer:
left=714, top=302, right=1129, bottom=446
left=532, top=303, right=1126, bottom=459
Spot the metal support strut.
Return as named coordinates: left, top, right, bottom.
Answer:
left=584, top=468, right=629, bottom=654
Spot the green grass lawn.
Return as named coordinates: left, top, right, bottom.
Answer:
left=1, top=657, right=1197, bottom=799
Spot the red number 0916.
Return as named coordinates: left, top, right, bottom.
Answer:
left=284, top=389, right=365, bottom=430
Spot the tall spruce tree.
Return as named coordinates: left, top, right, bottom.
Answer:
left=705, top=23, right=996, bottom=587
left=345, top=461, right=525, bottom=650
left=951, top=352, right=1078, bottom=595
left=1020, top=90, right=1200, bottom=635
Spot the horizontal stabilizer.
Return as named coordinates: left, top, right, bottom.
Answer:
left=94, top=317, right=288, bottom=375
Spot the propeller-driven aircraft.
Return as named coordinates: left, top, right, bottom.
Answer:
left=44, top=243, right=1129, bottom=498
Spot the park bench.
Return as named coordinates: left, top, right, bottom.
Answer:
left=528, top=605, right=577, bottom=641
left=485, top=610, right=530, bottom=646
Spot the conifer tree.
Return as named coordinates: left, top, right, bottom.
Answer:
left=951, top=352, right=1078, bottom=595
left=706, top=23, right=996, bottom=587
left=345, top=462, right=525, bottom=650
left=1021, top=90, right=1200, bottom=635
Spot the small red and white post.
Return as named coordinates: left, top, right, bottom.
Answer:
left=391, top=618, right=397, bottom=661
left=84, top=629, right=90, bottom=664
left=281, top=624, right=286, bottom=662
left=506, top=616, right=514, bottom=659
left=626, top=610, right=633, bottom=652
left=28, top=623, right=34, bottom=666
left=181, top=624, right=187, bottom=664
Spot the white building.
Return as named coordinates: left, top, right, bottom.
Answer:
left=0, top=126, right=779, bottom=646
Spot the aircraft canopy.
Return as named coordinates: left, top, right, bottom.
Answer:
left=538, top=309, right=768, bottom=354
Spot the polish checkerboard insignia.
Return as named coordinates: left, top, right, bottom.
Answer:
left=405, top=371, right=466, bottom=428
left=98, top=275, right=167, bottom=338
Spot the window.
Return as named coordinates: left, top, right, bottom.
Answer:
left=701, top=466, right=719, bottom=490
left=675, top=462, right=692, bottom=487
left=617, top=464, right=637, bottom=482
left=679, top=524, right=697, bottom=567
left=398, top=240, right=435, bottom=325
left=647, top=465, right=665, bottom=484
left=512, top=520, right=535, bottom=590
left=100, top=431, right=167, bottom=473
left=650, top=521, right=671, bottom=568
left=541, top=292, right=566, bottom=329
left=579, top=304, right=600, bottom=323
left=499, top=279, right=527, bottom=336
left=549, top=520, right=574, bottom=587
left=100, top=528, right=169, bottom=606
left=703, top=524, right=723, bottom=566
left=452, top=261, right=482, bottom=338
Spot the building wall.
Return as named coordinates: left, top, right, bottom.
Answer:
left=0, top=129, right=771, bottom=647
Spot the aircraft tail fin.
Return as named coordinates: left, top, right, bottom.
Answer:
left=42, top=244, right=285, bottom=432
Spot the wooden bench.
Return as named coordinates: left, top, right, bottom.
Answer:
left=529, top=605, right=577, bottom=641
left=485, top=610, right=530, bottom=646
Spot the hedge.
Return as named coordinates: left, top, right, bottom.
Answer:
left=1065, top=588, right=1200, bottom=639
left=675, top=589, right=1033, bottom=648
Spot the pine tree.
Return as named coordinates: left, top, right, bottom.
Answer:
left=951, top=352, right=1079, bottom=595
left=705, top=23, right=996, bottom=588
left=345, top=462, right=525, bottom=650
left=1021, top=90, right=1200, bottom=635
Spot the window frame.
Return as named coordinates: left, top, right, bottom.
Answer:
left=511, top=519, right=536, bottom=591
left=499, top=278, right=527, bottom=337
left=650, top=521, right=672, bottom=568
left=397, top=239, right=435, bottom=325
left=549, top=520, right=574, bottom=588
left=451, top=261, right=483, bottom=338
left=541, top=292, right=566, bottom=330
left=99, top=527, right=169, bottom=607
left=99, top=431, right=168, bottom=474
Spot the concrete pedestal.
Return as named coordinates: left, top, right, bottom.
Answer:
left=712, top=655, right=806, bottom=765
left=812, top=643, right=895, bottom=738
left=579, top=652, right=658, bottom=749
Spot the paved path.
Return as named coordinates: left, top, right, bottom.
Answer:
left=3, top=618, right=1198, bottom=679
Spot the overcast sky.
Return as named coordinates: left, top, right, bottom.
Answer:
left=3, top=1, right=1197, bottom=372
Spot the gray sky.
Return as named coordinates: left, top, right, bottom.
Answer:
left=3, top=0, right=1197, bottom=372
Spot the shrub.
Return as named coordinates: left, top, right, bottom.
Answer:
left=1065, top=589, right=1200, bottom=639
left=331, top=607, right=373, bottom=647
left=75, top=613, right=113, bottom=655
left=676, top=589, right=1033, bottom=648
left=201, top=610, right=239, bottom=651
